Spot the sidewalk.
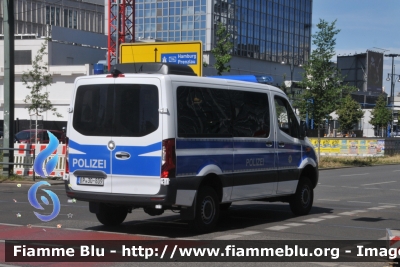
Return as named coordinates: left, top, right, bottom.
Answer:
left=0, top=177, right=65, bottom=185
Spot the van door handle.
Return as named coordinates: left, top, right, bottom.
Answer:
left=115, top=152, right=131, bottom=159
left=265, top=141, right=273, bottom=147
left=278, top=142, right=285, bottom=148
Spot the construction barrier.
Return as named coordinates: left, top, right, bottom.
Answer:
left=13, top=143, right=66, bottom=177
left=387, top=229, right=400, bottom=260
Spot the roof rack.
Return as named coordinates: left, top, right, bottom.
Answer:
left=110, top=62, right=196, bottom=77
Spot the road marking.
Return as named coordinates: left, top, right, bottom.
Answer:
left=364, top=188, right=380, bottom=190
left=376, top=205, right=396, bottom=208
left=338, top=212, right=357, bottom=216
left=361, top=181, right=396, bottom=186
left=351, top=210, right=367, bottom=213
left=319, top=215, right=340, bottom=219
left=318, top=185, right=335, bottom=187
left=368, top=207, right=384, bottom=210
left=317, top=199, right=340, bottom=202
left=342, top=186, right=359, bottom=188
left=265, top=226, right=290, bottom=231
left=303, top=218, right=325, bottom=223
left=236, top=231, right=261, bottom=236
left=214, top=234, right=242, bottom=240
left=340, top=173, right=369, bottom=177
left=379, top=203, right=400, bottom=206
left=347, top=201, right=370, bottom=204
left=284, top=223, right=305, bottom=227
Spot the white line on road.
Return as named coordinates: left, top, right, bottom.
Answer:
left=342, top=186, right=359, bottom=188
left=361, top=181, right=396, bottom=186
left=318, top=185, right=335, bottom=187
left=317, top=199, right=340, bottom=201
left=364, top=188, right=380, bottom=190
left=379, top=203, right=400, bottom=206
left=340, top=173, right=369, bottom=177
left=303, top=218, right=325, bottom=223
left=265, top=226, right=290, bottom=231
left=347, top=201, right=371, bottom=204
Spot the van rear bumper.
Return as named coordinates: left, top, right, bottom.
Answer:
left=64, top=181, right=178, bottom=207
left=64, top=177, right=202, bottom=207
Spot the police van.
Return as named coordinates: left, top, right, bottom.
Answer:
left=64, top=63, right=318, bottom=233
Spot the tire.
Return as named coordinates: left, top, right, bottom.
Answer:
left=95, top=204, right=128, bottom=226
left=289, top=177, right=314, bottom=216
left=220, top=202, right=232, bottom=211
left=191, top=186, right=220, bottom=233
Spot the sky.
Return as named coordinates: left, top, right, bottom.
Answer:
left=312, top=0, right=400, bottom=96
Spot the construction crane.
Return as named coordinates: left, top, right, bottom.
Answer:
left=108, top=0, right=135, bottom=71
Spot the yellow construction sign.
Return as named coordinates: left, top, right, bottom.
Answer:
left=120, top=41, right=203, bottom=76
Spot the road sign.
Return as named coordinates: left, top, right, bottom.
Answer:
left=120, top=41, right=202, bottom=76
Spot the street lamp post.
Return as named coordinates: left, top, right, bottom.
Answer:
left=384, top=54, right=400, bottom=136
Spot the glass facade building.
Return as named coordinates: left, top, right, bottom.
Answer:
left=134, top=0, right=312, bottom=66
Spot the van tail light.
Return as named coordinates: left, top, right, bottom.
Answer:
left=161, top=138, right=176, bottom=178
left=65, top=137, right=69, bottom=174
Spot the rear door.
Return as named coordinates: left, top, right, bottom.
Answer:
left=111, top=78, right=162, bottom=195
left=68, top=77, right=115, bottom=193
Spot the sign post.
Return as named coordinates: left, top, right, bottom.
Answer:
left=120, top=41, right=203, bottom=76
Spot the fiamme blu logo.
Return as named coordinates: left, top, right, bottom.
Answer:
left=28, top=131, right=61, bottom=222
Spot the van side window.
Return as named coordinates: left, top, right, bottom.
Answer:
left=230, top=90, right=270, bottom=138
left=177, top=86, right=231, bottom=137
left=274, top=96, right=300, bottom=138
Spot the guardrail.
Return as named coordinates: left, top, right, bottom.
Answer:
left=0, top=147, right=36, bottom=181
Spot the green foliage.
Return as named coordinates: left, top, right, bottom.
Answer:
left=298, top=19, right=344, bottom=130
left=336, top=95, right=364, bottom=134
left=211, top=23, right=233, bottom=75
left=21, top=40, right=62, bottom=117
left=369, top=94, right=391, bottom=128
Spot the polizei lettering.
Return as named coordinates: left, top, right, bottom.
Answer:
left=246, top=158, right=264, bottom=167
left=72, top=158, right=106, bottom=169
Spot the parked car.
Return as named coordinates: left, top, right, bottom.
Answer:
left=14, top=129, right=66, bottom=144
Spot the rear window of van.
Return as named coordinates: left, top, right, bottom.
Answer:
left=73, top=84, right=159, bottom=137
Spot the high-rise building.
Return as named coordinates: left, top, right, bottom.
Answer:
left=133, top=0, right=312, bottom=81
left=0, top=0, right=105, bottom=36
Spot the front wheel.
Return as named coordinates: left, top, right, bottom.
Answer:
left=191, top=186, right=220, bottom=233
left=96, top=204, right=128, bottom=226
left=289, top=177, right=314, bottom=216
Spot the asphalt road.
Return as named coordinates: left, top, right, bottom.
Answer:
left=0, top=165, right=399, bottom=267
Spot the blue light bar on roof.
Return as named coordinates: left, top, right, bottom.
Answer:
left=209, top=75, right=274, bottom=84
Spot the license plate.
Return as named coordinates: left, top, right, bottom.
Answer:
left=77, top=177, right=104, bottom=186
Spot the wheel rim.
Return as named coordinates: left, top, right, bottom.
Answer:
left=300, top=185, right=311, bottom=208
left=201, top=196, right=215, bottom=225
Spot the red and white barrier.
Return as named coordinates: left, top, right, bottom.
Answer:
left=13, top=143, right=66, bottom=177
left=387, top=228, right=400, bottom=261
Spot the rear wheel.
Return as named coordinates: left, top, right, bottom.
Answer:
left=289, top=177, right=313, bottom=216
left=96, top=204, right=128, bottom=226
left=191, top=186, right=220, bottom=233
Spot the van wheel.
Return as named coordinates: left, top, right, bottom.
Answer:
left=96, top=204, right=128, bottom=226
left=191, top=186, right=220, bottom=233
left=220, top=202, right=232, bottom=210
left=289, top=177, right=313, bottom=216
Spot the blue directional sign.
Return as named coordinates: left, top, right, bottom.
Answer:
left=161, top=53, right=197, bottom=65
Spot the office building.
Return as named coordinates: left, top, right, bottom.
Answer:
left=132, top=0, right=312, bottom=83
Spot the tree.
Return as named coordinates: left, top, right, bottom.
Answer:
left=298, top=19, right=350, bottom=158
left=22, top=40, right=62, bottom=119
left=369, top=94, right=391, bottom=137
left=211, top=22, right=233, bottom=75
left=336, top=95, right=364, bottom=134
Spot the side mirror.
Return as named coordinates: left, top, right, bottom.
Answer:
left=299, top=121, right=307, bottom=139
